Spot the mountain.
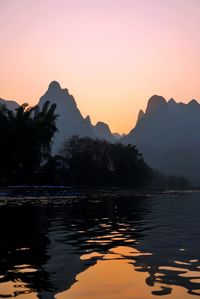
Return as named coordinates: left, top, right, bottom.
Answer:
left=123, top=95, right=200, bottom=184
left=0, top=98, right=19, bottom=110
left=94, top=121, right=116, bottom=142
left=38, top=81, right=84, bottom=150
left=0, top=81, right=116, bottom=151
left=38, top=81, right=116, bottom=150
left=75, top=115, right=96, bottom=138
left=2, top=84, right=200, bottom=184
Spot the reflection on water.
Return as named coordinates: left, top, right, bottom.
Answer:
left=0, top=193, right=200, bottom=298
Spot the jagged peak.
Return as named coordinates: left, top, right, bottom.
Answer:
left=146, top=95, right=168, bottom=115
left=85, top=115, right=92, bottom=124
left=93, top=120, right=114, bottom=141
left=188, top=99, right=199, bottom=107
left=168, top=98, right=176, bottom=105
left=148, top=95, right=167, bottom=105
left=95, top=121, right=109, bottom=128
left=40, top=81, right=79, bottom=110
left=63, top=88, right=69, bottom=94
left=48, top=81, right=61, bottom=91
left=137, top=109, right=145, bottom=122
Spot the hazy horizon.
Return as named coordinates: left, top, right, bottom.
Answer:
left=1, top=0, right=200, bottom=133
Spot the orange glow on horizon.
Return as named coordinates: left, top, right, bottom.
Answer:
left=1, top=0, right=200, bottom=134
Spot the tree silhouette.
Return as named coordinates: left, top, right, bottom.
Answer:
left=0, top=101, right=58, bottom=184
left=60, top=136, right=152, bottom=188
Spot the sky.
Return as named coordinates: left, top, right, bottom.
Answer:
left=1, top=0, right=200, bottom=134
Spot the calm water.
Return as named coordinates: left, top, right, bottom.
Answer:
left=0, top=192, right=200, bottom=299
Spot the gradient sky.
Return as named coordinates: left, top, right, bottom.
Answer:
left=1, top=0, right=200, bottom=133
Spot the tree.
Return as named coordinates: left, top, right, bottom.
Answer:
left=0, top=101, right=58, bottom=183
left=60, top=136, right=152, bottom=188
left=109, top=143, right=152, bottom=187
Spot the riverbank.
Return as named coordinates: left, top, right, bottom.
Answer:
left=0, top=185, right=199, bottom=199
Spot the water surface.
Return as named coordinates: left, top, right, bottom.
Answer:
left=0, top=192, right=200, bottom=298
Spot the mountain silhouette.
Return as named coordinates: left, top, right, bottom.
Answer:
left=94, top=121, right=116, bottom=142
left=75, top=115, right=96, bottom=138
left=2, top=84, right=200, bottom=184
left=0, top=81, right=116, bottom=151
left=38, top=81, right=116, bottom=150
left=123, top=95, right=200, bottom=184
left=38, top=81, right=84, bottom=150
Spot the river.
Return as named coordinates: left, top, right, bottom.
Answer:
left=0, top=192, right=200, bottom=298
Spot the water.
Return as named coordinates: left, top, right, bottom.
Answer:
left=0, top=192, right=200, bottom=298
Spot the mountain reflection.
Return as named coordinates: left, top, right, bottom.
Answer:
left=0, top=193, right=199, bottom=298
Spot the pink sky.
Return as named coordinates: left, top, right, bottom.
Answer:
left=1, top=0, right=200, bottom=133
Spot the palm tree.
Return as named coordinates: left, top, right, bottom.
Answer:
left=0, top=101, right=58, bottom=182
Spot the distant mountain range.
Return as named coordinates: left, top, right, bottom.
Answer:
left=123, top=95, right=200, bottom=184
left=1, top=83, right=200, bottom=184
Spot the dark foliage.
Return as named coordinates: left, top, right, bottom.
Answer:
left=60, top=136, right=152, bottom=188
left=0, top=101, right=58, bottom=184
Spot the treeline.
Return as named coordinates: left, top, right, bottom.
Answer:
left=0, top=102, right=191, bottom=189
left=44, top=137, right=191, bottom=189
left=56, top=136, right=152, bottom=188
left=0, top=101, right=152, bottom=188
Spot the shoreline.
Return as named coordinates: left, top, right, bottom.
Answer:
left=0, top=186, right=199, bottom=200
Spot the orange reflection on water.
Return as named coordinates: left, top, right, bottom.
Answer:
left=10, top=264, right=38, bottom=273
left=0, top=264, right=39, bottom=298
left=81, top=252, right=104, bottom=260
left=56, top=246, right=192, bottom=299
left=110, top=245, right=152, bottom=257
left=0, top=280, right=38, bottom=299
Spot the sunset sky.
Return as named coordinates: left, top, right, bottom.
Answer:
left=1, top=0, right=200, bottom=133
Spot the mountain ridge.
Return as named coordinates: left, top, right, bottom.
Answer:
left=1, top=85, right=200, bottom=183
left=123, top=94, right=200, bottom=184
left=0, top=81, right=116, bottom=150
